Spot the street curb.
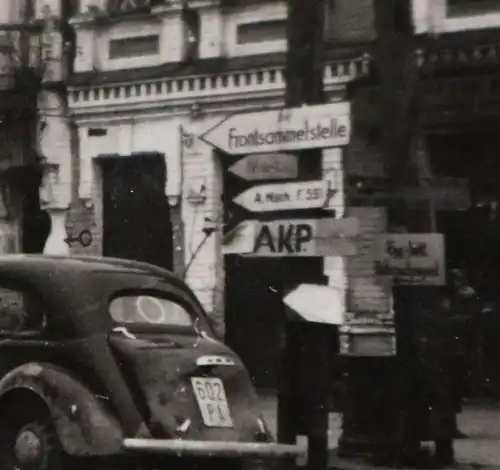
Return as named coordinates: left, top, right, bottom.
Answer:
left=292, top=449, right=500, bottom=470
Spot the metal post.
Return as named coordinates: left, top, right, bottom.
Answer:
left=278, top=3, right=330, bottom=469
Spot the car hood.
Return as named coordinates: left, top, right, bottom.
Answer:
left=108, top=331, right=272, bottom=443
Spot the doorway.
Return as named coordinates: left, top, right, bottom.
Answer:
left=429, top=132, right=500, bottom=399
left=100, top=153, right=173, bottom=270
left=224, top=256, right=327, bottom=390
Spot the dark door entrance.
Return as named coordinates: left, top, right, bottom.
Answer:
left=429, top=132, right=500, bottom=399
left=225, top=256, right=326, bottom=390
left=101, top=153, right=173, bottom=270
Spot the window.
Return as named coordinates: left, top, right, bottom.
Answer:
left=107, top=0, right=164, bottom=15
left=109, top=35, right=159, bottom=59
left=447, top=0, right=500, bottom=16
left=0, top=287, right=45, bottom=333
left=109, top=294, right=194, bottom=327
left=323, top=0, right=376, bottom=43
left=236, top=19, right=286, bottom=44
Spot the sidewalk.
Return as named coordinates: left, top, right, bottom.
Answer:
left=257, top=395, right=500, bottom=469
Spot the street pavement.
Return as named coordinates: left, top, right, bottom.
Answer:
left=257, top=394, right=500, bottom=469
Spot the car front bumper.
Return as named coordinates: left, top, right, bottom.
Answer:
left=123, top=438, right=303, bottom=459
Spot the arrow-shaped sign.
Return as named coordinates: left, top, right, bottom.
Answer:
left=200, top=102, right=351, bottom=155
left=283, top=284, right=345, bottom=325
left=223, top=217, right=359, bottom=257
left=233, top=180, right=334, bottom=212
left=228, top=153, right=299, bottom=181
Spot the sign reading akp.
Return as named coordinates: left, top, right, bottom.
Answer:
left=200, top=102, right=351, bottom=155
left=223, top=217, right=359, bottom=257
left=373, top=233, right=445, bottom=286
left=233, top=180, right=332, bottom=212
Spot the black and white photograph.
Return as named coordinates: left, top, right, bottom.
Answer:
left=0, top=0, right=498, bottom=469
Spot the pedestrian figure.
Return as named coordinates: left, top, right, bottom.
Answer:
left=413, top=285, right=460, bottom=467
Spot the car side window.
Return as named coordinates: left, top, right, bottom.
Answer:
left=0, top=287, right=45, bottom=334
left=109, top=294, right=194, bottom=327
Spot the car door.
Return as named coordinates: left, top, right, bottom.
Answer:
left=0, top=281, right=52, bottom=376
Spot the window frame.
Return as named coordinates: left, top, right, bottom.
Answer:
left=108, top=34, right=160, bottom=60
left=0, top=278, right=48, bottom=337
left=108, top=288, right=210, bottom=336
left=235, top=19, right=287, bottom=45
left=447, top=0, right=500, bottom=17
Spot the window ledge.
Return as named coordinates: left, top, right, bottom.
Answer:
left=447, top=1, right=500, bottom=18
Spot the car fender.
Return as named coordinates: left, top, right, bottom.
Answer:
left=0, top=362, right=125, bottom=456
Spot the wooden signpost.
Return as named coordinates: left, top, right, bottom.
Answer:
left=228, top=153, right=299, bottom=181
left=200, top=102, right=351, bottom=155
left=223, top=217, right=359, bottom=257
left=233, top=180, right=333, bottom=212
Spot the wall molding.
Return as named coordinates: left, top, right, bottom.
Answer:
left=68, top=57, right=368, bottom=117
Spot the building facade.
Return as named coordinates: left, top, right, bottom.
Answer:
left=28, top=0, right=388, bottom=388
left=0, top=0, right=67, bottom=255
left=30, top=0, right=500, bottom=390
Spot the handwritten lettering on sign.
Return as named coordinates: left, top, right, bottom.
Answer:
left=254, top=222, right=313, bottom=255
left=200, top=102, right=351, bottom=154
left=228, top=153, right=298, bottom=181
left=233, top=180, right=332, bottom=212
left=223, top=218, right=359, bottom=257
left=373, top=233, right=445, bottom=286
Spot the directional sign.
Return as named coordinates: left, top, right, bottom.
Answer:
left=233, top=180, right=333, bottom=212
left=373, top=233, right=445, bottom=286
left=223, top=217, right=359, bottom=257
left=348, top=177, right=470, bottom=211
left=228, top=153, right=298, bottom=181
left=201, top=102, right=351, bottom=155
left=284, top=284, right=345, bottom=325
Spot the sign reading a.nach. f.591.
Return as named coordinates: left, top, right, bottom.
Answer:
left=233, top=180, right=333, bottom=213
left=223, top=217, right=359, bottom=257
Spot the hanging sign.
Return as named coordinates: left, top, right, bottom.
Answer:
left=201, top=102, right=351, bottom=155
left=348, top=177, right=470, bottom=211
left=223, top=217, right=359, bottom=257
left=233, top=180, right=333, bottom=212
left=228, top=153, right=299, bottom=181
left=373, top=233, right=445, bottom=286
left=283, top=284, right=345, bottom=325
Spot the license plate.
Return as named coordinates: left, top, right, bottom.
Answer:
left=191, top=377, right=233, bottom=428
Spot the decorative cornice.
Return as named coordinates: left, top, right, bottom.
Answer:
left=68, top=57, right=368, bottom=116
left=418, top=42, right=500, bottom=74
left=70, top=0, right=220, bottom=27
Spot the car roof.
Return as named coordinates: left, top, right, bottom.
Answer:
left=0, top=254, right=185, bottom=288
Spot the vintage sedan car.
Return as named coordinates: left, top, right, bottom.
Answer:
left=0, top=255, right=300, bottom=470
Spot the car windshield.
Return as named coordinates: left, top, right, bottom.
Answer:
left=109, top=294, right=194, bottom=327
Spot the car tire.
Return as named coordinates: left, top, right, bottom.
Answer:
left=0, top=405, right=64, bottom=470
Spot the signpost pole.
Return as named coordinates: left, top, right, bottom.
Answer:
left=277, top=2, right=330, bottom=470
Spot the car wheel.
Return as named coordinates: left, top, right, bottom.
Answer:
left=0, top=408, right=63, bottom=470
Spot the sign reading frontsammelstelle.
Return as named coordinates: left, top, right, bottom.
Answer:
left=200, top=102, right=351, bottom=155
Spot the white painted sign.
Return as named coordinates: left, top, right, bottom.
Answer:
left=373, top=233, right=445, bottom=286
left=283, top=284, right=345, bottom=325
left=228, top=153, right=299, bottom=181
left=200, top=102, right=351, bottom=155
left=223, top=217, right=359, bottom=257
left=233, top=180, right=333, bottom=212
